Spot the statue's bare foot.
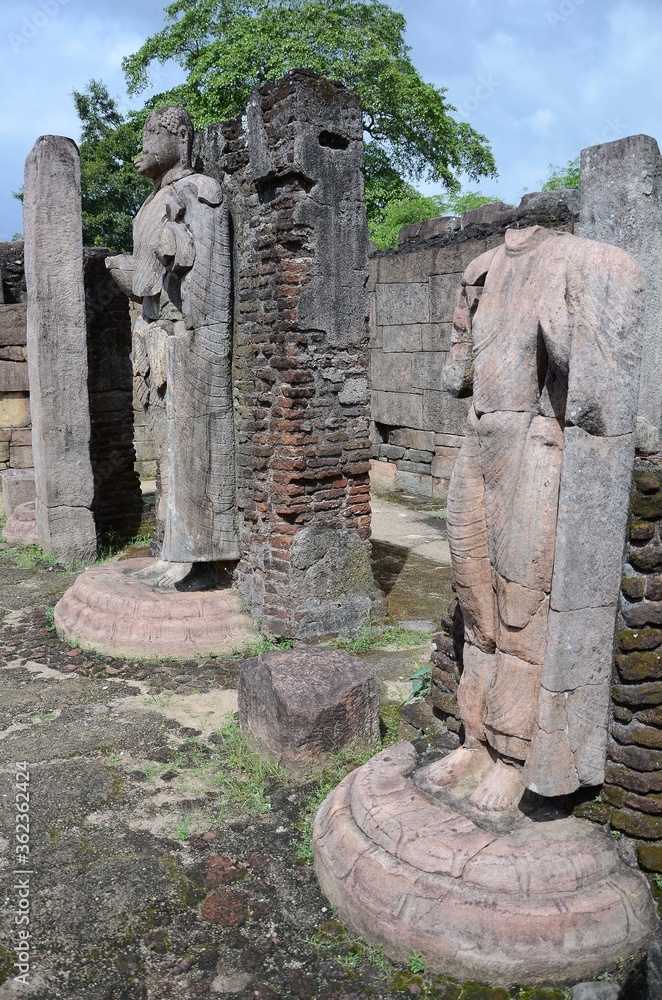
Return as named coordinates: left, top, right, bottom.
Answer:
left=468, top=759, right=524, bottom=813
left=426, top=745, right=491, bottom=788
left=131, top=560, right=192, bottom=592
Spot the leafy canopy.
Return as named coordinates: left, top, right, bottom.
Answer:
left=73, top=80, right=151, bottom=251
left=122, top=0, right=496, bottom=205
left=542, top=155, right=580, bottom=191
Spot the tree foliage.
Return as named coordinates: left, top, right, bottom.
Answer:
left=73, top=80, right=151, bottom=251
left=370, top=189, right=504, bottom=250
left=542, top=155, right=580, bottom=191
left=122, top=0, right=497, bottom=214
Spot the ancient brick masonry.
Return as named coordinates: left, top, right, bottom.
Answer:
left=0, top=243, right=31, bottom=471
left=602, top=459, right=662, bottom=871
left=196, top=71, right=383, bottom=638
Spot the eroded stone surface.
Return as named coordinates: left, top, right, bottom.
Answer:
left=1, top=467, right=35, bottom=517
left=54, top=558, right=258, bottom=659
left=239, top=648, right=379, bottom=773
left=313, top=744, right=656, bottom=987
left=3, top=499, right=37, bottom=545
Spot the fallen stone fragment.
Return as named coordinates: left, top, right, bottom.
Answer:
left=1, top=468, right=35, bottom=518
left=239, top=648, right=380, bottom=774
left=201, top=889, right=248, bottom=926
left=572, top=983, right=622, bottom=1000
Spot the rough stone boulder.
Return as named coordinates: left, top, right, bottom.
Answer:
left=238, top=648, right=380, bottom=774
left=2, top=468, right=35, bottom=518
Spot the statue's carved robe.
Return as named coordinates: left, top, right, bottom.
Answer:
left=444, top=225, right=644, bottom=796
left=132, top=171, right=239, bottom=563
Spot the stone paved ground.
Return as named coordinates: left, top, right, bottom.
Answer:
left=0, top=494, right=652, bottom=999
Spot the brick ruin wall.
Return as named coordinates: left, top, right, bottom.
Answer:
left=0, top=243, right=30, bottom=472
left=195, top=70, right=383, bottom=638
left=367, top=190, right=579, bottom=500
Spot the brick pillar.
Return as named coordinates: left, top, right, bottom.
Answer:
left=197, top=70, right=384, bottom=638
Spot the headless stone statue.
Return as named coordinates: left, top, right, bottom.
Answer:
left=107, top=107, right=239, bottom=590
left=431, top=226, right=644, bottom=811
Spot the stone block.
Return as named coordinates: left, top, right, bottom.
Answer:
left=10, top=428, right=32, bottom=447
left=381, top=445, right=405, bottom=461
left=366, top=263, right=377, bottom=295
left=638, top=841, right=662, bottom=872
left=394, top=469, right=433, bottom=497
left=431, top=446, right=460, bottom=481
left=370, top=351, right=414, bottom=391
left=390, top=429, right=435, bottom=451
left=571, top=984, right=621, bottom=1000
left=371, top=390, right=423, bottom=429
left=0, top=442, right=8, bottom=463
left=396, top=460, right=431, bottom=476
left=422, top=390, right=470, bottom=435
left=381, top=324, right=422, bottom=353
left=608, top=737, right=662, bottom=772
left=368, top=291, right=380, bottom=346
left=369, top=458, right=396, bottom=493
left=0, top=361, right=28, bottom=392
left=412, top=352, right=447, bottom=391
left=0, top=393, right=30, bottom=428
left=398, top=216, right=460, bottom=245
left=376, top=282, right=429, bottom=326
left=421, top=323, right=452, bottom=352
left=0, top=347, right=27, bottom=362
left=611, top=806, right=662, bottom=839
left=432, top=478, right=450, bottom=502
left=435, top=433, right=465, bottom=448
left=10, top=445, right=33, bottom=469
left=24, top=135, right=97, bottom=563
left=0, top=303, right=27, bottom=346
left=461, top=201, right=514, bottom=228
left=432, top=244, right=464, bottom=275
left=579, top=135, right=662, bottom=436
left=238, top=648, right=379, bottom=774
left=543, top=606, right=619, bottom=692
left=403, top=449, right=433, bottom=464
left=430, top=273, right=462, bottom=323
left=551, top=428, right=635, bottom=612
left=1, top=468, right=35, bottom=517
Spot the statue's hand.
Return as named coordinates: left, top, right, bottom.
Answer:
left=105, top=254, right=140, bottom=301
left=153, top=222, right=195, bottom=276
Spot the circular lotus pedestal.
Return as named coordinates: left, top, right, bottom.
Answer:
left=313, top=742, right=657, bottom=988
left=54, top=558, right=258, bottom=659
left=4, top=501, right=38, bottom=546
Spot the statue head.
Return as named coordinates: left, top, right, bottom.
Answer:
left=135, top=106, right=194, bottom=182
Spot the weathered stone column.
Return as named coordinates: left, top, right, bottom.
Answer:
left=578, top=135, right=662, bottom=446
left=23, top=137, right=141, bottom=562
left=196, top=70, right=384, bottom=639
left=24, top=136, right=97, bottom=562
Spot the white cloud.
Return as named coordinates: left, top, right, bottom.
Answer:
left=526, top=109, right=558, bottom=136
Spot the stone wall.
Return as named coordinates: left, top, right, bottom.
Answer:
left=196, top=70, right=383, bottom=639
left=599, top=458, right=662, bottom=872
left=0, top=243, right=31, bottom=472
left=368, top=192, right=580, bottom=498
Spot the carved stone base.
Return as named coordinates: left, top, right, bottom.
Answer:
left=54, top=558, right=259, bottom=659
left=313, top=743, right=657, bottom=988
left=4, top=501, right=38, bottom=546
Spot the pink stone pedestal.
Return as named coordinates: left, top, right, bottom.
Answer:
left=4, top=501, right=38, bottom=546
left=313, top=743, right=657, bottom=988
left=54, top=558, right=258, bottom=659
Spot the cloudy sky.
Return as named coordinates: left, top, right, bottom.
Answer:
left=0, top=0, right=661, bottom=240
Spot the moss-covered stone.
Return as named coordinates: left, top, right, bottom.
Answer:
left=615, top=648, right=662, bottom=678
left=647, top=575, right=662, bottom=601
left=602, top=784, right=627, bottom=807
left=460, top=985, right=509, bottom=1000
left=613, top=705, right=633, bottom=724
left=612, top=680, right=662, bottom=706
left=612, top=806, right=662, bottom=839
left=622, top=575, right=646, bottom=599
left=633, top=470, right=662, bottom=494
left=574, top=799, right=612, bottom=823
left=0, top=946, right=14, bottom=986
left=631, top=491, right=662, bottom=519
left=630, top=540, right=662, bottom=573
left=612, top=720, right=662, bottom=750
left=630, top=522, right=655, bottom=543
left=390, top=970, right=425, bottom=992
left=637, top=840, right=662, bottom=872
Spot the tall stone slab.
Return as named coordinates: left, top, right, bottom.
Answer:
left=23, top=136, right=97, bottom=562
left=578, top=135, right=662, bottom=445
left=196, top=70, right=384, bottom=638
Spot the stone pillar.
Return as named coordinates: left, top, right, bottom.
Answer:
left=24, top=136, right=97, bottom=562
left=578, top=135, right=662, bottom=445
left=23, top=137, right=141, bottom=562
left=197, top=70, right=384, bottom=638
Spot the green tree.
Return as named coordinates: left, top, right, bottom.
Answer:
left=73, top=80, right=151, bottom=251
left=122, top=0, right=497, bottom=222
left=542, top=156, right=580, bottom=191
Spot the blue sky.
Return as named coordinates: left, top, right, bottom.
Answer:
left=1, top=0, right=661, bottom=240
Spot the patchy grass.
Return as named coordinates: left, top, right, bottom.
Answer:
left=330, top=623, right=432, bottom=654
left=229, top=636, right=294, bottom=658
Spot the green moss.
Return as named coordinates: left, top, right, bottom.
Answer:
left=460, top=984, right=509, bottom=1000
left=161, top=857, right=207, bottom=909
left=390, top=970, right=424, bottom=991
left=0, top=945, right=14, bottom=986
